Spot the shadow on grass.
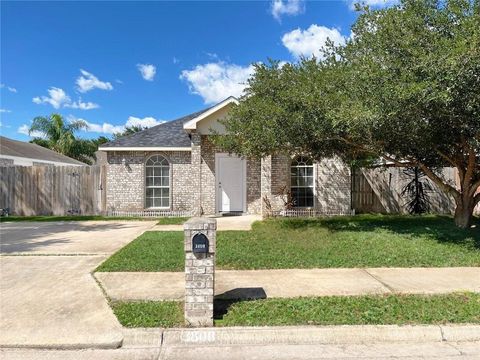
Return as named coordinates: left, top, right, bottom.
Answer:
left=275, top=215, right=480, bottom=249
left=214, top=287, right=267, bottom=320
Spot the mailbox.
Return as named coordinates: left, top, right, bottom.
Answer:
left=192, top=233, right=209, bottom=254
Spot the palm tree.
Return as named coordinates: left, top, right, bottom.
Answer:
left=29, top=113, right=93, bottom=163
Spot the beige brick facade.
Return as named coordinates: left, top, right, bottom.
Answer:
left=106, top=150, right=194, bottom=212
left=262, top=154, right=352, bottom=216
left=105, top=137, right=351, bottom=216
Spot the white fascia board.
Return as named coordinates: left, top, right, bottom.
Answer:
left=183, top=96, right=239, bottom=130
left=98, top=147, right=191, bottom=152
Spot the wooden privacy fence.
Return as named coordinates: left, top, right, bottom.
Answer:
left=0, top=165, right=106, bottom=216
left=351, top=167, right=459, bottom=215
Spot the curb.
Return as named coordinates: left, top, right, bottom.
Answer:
left=162, top=325, right=480, bottom=346
left=0, top=335, right=124, bottom=350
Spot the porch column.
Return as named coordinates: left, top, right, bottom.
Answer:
left=261, top=155, right=273, bottom=218
left=191, top=132, right=202, bottom=216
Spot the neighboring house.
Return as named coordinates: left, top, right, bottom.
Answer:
left=0, top=136, right=84, bottom=166
left=99, top=97, right=352, bottom=216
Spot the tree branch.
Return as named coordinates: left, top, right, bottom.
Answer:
left=381, top=154, right=415, bottom=168
left=474, top=192, right=480, bottom=207
left=470, top=178, right=480, bottom=198
left=463, top=144, right=476, bottom=191
left=416, top=162, right=460, bottom=201
left=332, top=136, right=464, bottom=203
left=435, top=149, right=459, bottom=168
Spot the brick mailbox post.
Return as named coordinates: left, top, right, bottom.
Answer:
left=184, top=217, right=216, bottom=327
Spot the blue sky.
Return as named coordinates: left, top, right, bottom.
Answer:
left=1, top=0, right=389, bottom=141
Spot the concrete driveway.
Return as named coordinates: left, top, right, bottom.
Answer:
left=0, top=221, right=155, bottom=255
left=0, top=220, right=155, bottom=349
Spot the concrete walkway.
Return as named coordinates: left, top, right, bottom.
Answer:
left=150, top=214, right=261, bottom=231
left=95, top=267, right=480, bottom=301
left=0, top=221, right=156, bottom=349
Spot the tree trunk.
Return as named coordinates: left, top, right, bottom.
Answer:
left=454, top=195, right=475, bottom=229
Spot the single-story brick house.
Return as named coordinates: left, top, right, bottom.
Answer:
left=99, top=97, right=352, bottom=216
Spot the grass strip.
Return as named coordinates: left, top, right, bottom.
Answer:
left=156, top=217, right=188, bottom=225
left=219, top=293, right=480, bottom=326
left=111, top=293, right=480, bottom=328
left=112, top=301, right=184, bottom=328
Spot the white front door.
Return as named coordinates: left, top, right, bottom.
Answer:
left=216, top=154, right=246, bottom=213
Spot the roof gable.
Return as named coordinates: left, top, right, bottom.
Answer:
left=99, top=98, right=237, bottom=150
left=183, top=96, right=238, bottom=131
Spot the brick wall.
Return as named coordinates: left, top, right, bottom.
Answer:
left=106, top=149, right=351, bottom=215
left=265, top=154, right=352, bottom=214
left=0, top=158, right=14, bottom=166
left=200, top=136, right=216, bottom=215
left=105, top=141, right=262, bottom=215
left=106, top=151, right=194, bottom=212
left=247, top=158, right=262, bottom=214
left=315, top=158, right=351, bottom=214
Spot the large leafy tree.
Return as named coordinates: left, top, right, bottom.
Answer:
left=29, top=113, right=96, bottom=164
left=217, top=0, right=479, bottom=228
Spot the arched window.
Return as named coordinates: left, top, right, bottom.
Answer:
left=145, top=155, right=170, bottom=208
left=291, top=156, right=314, bottom=207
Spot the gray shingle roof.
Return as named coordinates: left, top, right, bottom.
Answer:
left=100, top=106, right=213, bottom=149
left=0, top=136, right=85, bottom=165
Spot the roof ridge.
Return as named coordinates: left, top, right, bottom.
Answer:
left=100, top=103, right=217, bottom=148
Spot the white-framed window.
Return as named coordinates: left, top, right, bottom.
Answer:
left=145, top=155, right=170, bottom=208
left=291, top=156, right=314, bottom=207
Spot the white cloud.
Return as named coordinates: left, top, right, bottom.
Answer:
left=1, top=83, right=17, bottom=93
left=0, top=109, right=11, bottom=113
left=76, top=69, right=113, bottom=93
left=66, top=98, right=99, bottom=110
left=18, top=124, right=31, bottom=136
left=126, top=116, right=164, bottom=128
left=32, top=87, right=71, bottom=109
left=69, top=115, right=164, bottom=135
left=84, top=120, right=124, bottom=134
left=33, top=87, right=99, bottom=110
left=17, top=124, right=44, bottom=137
left=348, top=0, right=397, bottom=10
left=137, top=64, right=157, bottom=81
left=271, top=0, right=304, bottom=21
left=282, top=24, right=346, bottom=59
left=180, top=62, right=255, bottom=104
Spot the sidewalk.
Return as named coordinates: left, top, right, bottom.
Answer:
left=150, top=214, right=261, bottom=231
left=95, top=267, right=480, bottom=301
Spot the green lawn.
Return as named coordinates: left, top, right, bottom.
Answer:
left=112, top=293, right=480, bottom=328
left=0, top=215, right=187, bottom=224
left=96, top=215, right=479, bottom=272
left=156, top=217, right=188, bottom=225
left=112, top=301, right=184, bottom=328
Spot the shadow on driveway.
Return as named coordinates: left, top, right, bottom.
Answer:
left=0, top=221, right=155, bottom=254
